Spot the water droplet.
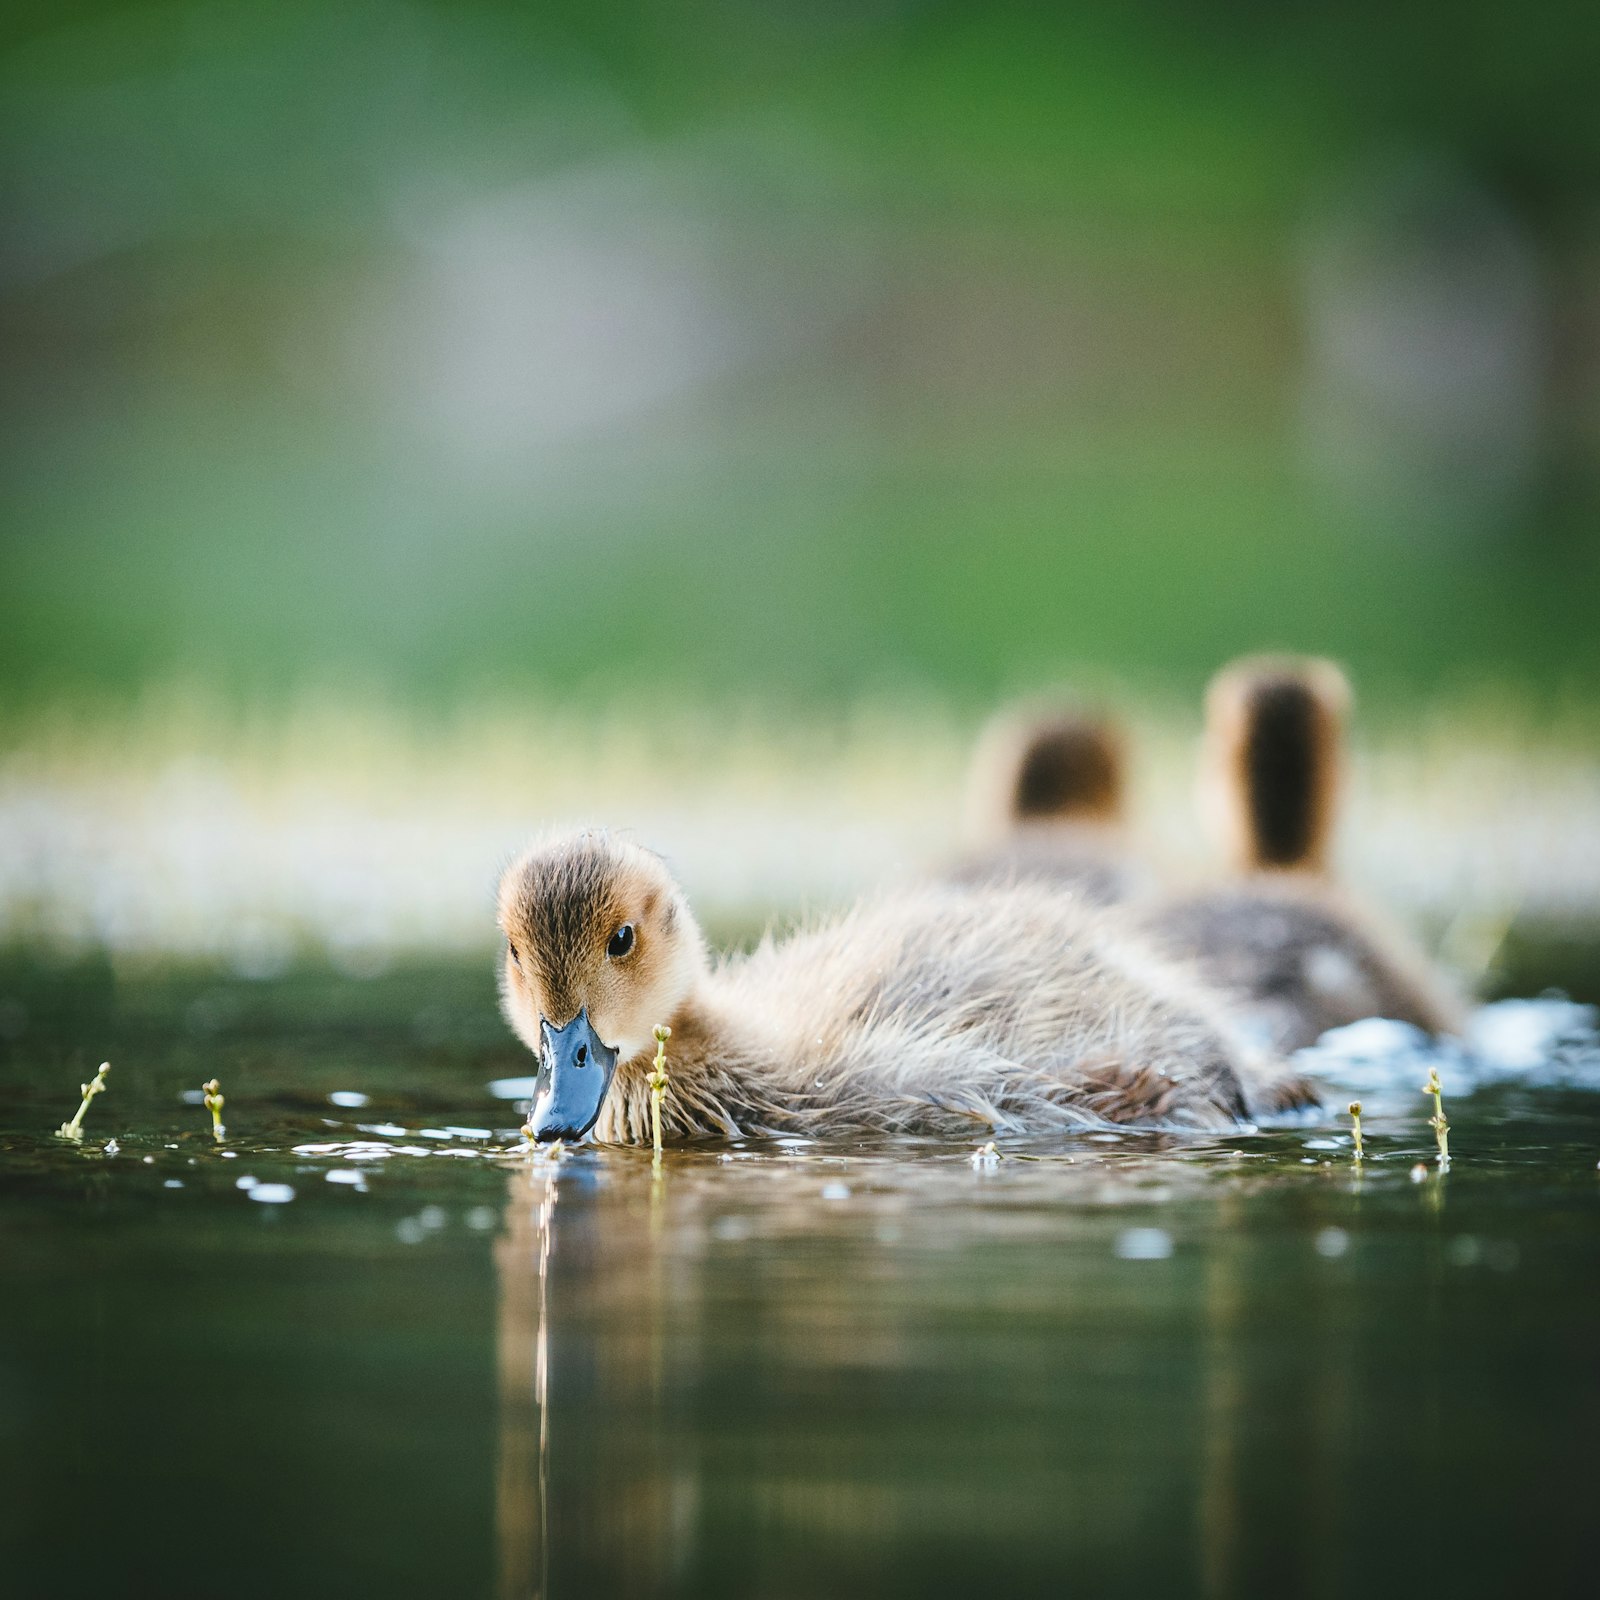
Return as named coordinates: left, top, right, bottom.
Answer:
left=329, top=1091, right=370, bottom=1108
left=1115, top=1228, right=1173, bottom=1261
left=247, top=1183, right=295, bottom=1205
left=820, top=1182, right=850, bottom=1201
left=1314, top=1227, right=1349, bottom=1258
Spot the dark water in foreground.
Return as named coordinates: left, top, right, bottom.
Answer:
left=2, top=959, right=1598, bottom=1599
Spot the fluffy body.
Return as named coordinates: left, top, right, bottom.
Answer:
left=1139, top=878, right=1463, bottom=1053
left=944, top=833, right=1133, bottom=906
left=498, top=833, right=1305, bottom=1145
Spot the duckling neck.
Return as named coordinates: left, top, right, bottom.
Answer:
left=601, top=987, right=795, bottom=1143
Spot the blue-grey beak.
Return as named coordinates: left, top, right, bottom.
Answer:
left=530, top=1007, right=618, bottom=1142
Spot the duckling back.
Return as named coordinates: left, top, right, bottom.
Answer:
left=1146, top=879, right=1462, bottom=1052
left=700, top=883, right=1303, bottom=1134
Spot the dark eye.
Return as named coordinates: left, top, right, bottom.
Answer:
left=606, top=923, right=635, bottom=959
left=507, top=940, right=520, bottom=967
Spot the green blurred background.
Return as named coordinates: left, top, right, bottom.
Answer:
left=4, top=0, right=1598, bottom=712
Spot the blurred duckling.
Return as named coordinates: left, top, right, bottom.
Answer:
left=1139, top=655, right=1465, bottom=1052
left=497, top=829, right=1308, bottom=1144
left=945, top=703, right=1141, bottom=903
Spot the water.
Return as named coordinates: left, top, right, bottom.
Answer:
left=2, top=958, right=1598, bottom=1599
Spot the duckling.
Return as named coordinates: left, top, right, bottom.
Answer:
left=1139, top=655, right=1464, bottom=1052
left=945, top=704, right=1140, bottom=903
left=497, top=830, right=1309, bottom=1144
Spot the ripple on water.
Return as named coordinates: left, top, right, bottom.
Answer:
left=1296, top=997, right=1600, bottom=1111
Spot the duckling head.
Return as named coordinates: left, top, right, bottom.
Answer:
left=965, top=701, right=1126, bottom=845
left=497, top=830, right=706, bottom=1141
left=1200, top=654, right=1352, bottom=874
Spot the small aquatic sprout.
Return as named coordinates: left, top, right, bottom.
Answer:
left=57, top=1061, right=111, bottom=1141
left=202, top=1078, right=226, bottom=1141
left=1424, top=1066, right=1451, bottom=1169
left=647, top=1024, right=671, bottom=1161
left=1347, top=1100, right=1364, bottom=1162
left=1409, top=1162, right=1429, bottom=1184
left=971, top=1141, right=1002, bottom=1170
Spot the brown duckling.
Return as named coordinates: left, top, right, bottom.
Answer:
left=945, top=704, right=1139, bottom=904
left=496, top=829, right=1308, bottom=1144
left=1139, top=655, right=1464, bottom=1052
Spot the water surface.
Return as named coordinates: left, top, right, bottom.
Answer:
left=2, top=958, right=1597, bottom=1598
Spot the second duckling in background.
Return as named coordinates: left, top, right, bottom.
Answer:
left=1137, top=655, right=1466, bottom=1053
left=945, top=702, right=1142, bottom=904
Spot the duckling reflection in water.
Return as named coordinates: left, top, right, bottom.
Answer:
left=1137, top=656, right=1464, bottom=1053
left=945, top=703, right=1140, bottom=904
left=497, top=832, right=1309, bottom=1144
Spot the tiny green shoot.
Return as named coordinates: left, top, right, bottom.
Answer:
left=647, top=1025, right=671, bottom=1161
left=1424, top=1066, right=1450, bottom=1169
left=1347, top=1100, right=1364, bottom=1162
left=520, top=1109, right=563, bottom=1159
left=57, top=1062, right=111, bottom=1142
left=202, top=1078, right=226, bottom=1141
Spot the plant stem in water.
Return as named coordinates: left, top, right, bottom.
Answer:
left=1424, top=1067, right=1450, bottom=1170
left=647, top=1025, right=671, bottom=1163
left=57, top=1062, right=111, bottom=1141
left=202, top=1078, right=226, bottom=1141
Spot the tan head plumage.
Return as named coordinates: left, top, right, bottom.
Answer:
left=496, top=831, right=706, bottom=1066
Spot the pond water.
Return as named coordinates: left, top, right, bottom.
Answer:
left=2, top=957, right=1598, bottom=1599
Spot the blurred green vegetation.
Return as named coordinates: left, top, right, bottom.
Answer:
left=2, top=0, right=1597, bottom=712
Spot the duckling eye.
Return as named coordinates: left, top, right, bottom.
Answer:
left=606, top=923, right=635, bottom=959
left=507, top=940, right=520, bottom=968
